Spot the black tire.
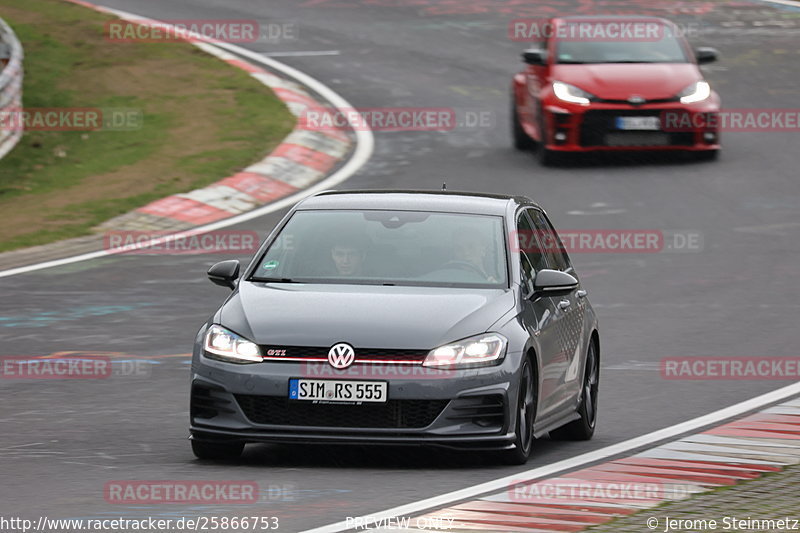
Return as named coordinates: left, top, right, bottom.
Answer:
left=550, top=339, right=599, bottom=441
left=191, top=439, right=244, bottom=460
left=695, top=149, right=719, bottom=162
left=500, top=357, right=537, bottom=465
left=538, top=146, right=560, bottom=166
left=537, top=113, right=559, bottom=166
left=512, top=94, right=535, bottom=151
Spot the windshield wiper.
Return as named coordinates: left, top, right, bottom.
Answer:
left=253, top=277, right=298, bottom=283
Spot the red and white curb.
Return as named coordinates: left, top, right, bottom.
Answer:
left=361, top=397, right=800, bottom=532
left=0, top=4, right=373, bottom=278
left=755, top=0, right=800, bottom=10
left=64, top=5, right=354, bottom=231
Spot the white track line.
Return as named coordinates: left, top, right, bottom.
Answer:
left=754, top=0, right=800, bottom=8
left=260, top=50, right=341, bottom=57
left=0, top=8, right=373, bottom=280
left=301, top=382, right=800, bottom=533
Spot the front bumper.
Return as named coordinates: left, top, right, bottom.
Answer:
left=189, top=349, right=523, bottom=450
left=541, top=99, right=721, bottom=152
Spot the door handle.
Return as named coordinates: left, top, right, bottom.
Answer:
left=576, top=290, right=588, bottom=299
left=558, top=299, right=571, bottom=310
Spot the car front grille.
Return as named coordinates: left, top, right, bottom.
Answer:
left=191, top=384, right=236, bottom=420
left=580, top=109, right=695, bottom=147
left=235, top=394, right=448, bottom=429
left=259, top=346, right=429, bottom=364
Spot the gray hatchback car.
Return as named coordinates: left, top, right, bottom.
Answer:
left=190, top=190, right=599, bottom=464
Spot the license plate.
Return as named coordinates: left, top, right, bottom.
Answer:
left=289, top=379, right=388, bottom=403
left=615, top=116, right=661, bottom=130
left=606, top=133, right=669, bottom=147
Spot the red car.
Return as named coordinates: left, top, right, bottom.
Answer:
left=511, top=16, right=721, bottom=165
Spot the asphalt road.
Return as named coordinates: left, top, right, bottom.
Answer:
left=1, top=0, right=799, bottom=531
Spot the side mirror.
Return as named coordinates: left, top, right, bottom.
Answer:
left=694, top=47, right=718, bottom=65
left=522, top=49, right=547, bottom=66
left=532, top=269, right=578, bottom=298
left=521, top=275, right=536, bottom=300
left=208, top=260, right=240, bottom=290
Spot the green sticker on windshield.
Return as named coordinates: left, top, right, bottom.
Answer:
left=263, top=260, right=279, bottom=270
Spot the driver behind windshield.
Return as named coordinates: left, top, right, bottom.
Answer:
left=450, top=228, right=498, bottom=283
left=329, top=233, right=369, bottom=277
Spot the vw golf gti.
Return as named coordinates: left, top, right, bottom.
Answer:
left=190, top=190, right=600, bottom=464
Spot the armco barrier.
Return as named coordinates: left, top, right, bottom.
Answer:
left=0, top=17, right=23, bottom=160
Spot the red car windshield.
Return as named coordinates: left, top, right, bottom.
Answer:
left=554, top=23, right=689, bottom=64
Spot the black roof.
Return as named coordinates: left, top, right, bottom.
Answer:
left=298, top=189, right=539, bottom=215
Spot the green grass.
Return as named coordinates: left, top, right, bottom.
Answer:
left=0, top=0, right=294, bottom=252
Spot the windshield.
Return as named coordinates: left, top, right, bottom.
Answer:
left=555, top=23, right=688, bottom=64
left=251, top=209, right=508, bottom=288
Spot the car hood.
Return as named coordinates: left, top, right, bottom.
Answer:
left=219, top=281, right=517, bottom=350
left=552, top=63, right=700, bottom=101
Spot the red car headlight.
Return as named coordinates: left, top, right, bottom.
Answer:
left=678, top=81, right=711, bottom=104
left=553, top=81, right=595, bottom=105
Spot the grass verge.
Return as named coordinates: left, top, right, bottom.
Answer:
left=0, top=0, right=294, bottom=252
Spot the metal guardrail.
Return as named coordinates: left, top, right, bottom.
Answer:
left=0, top=17, right=23, bottom=160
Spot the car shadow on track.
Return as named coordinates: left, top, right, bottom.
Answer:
left=525, top=150, right=718, bottom=168
left=213, top=438, right=567, bottom=470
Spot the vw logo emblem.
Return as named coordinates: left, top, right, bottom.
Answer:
left=628, top=95, right=646, bottom=105
left=327, top=343, right=356, bottom=369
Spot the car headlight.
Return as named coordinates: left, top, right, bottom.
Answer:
left=678, top=81, right=711, bottom=104
left=553, top=81, right=594, bottom=105
left=203, top=324, right=262, bottom=364
left=423, top=333, right=507, bottom=369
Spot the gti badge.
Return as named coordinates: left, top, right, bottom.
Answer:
left=328, top=343, right=356, bottom=369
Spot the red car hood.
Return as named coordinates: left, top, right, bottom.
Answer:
left=551, top=63, right=701, bottom=101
